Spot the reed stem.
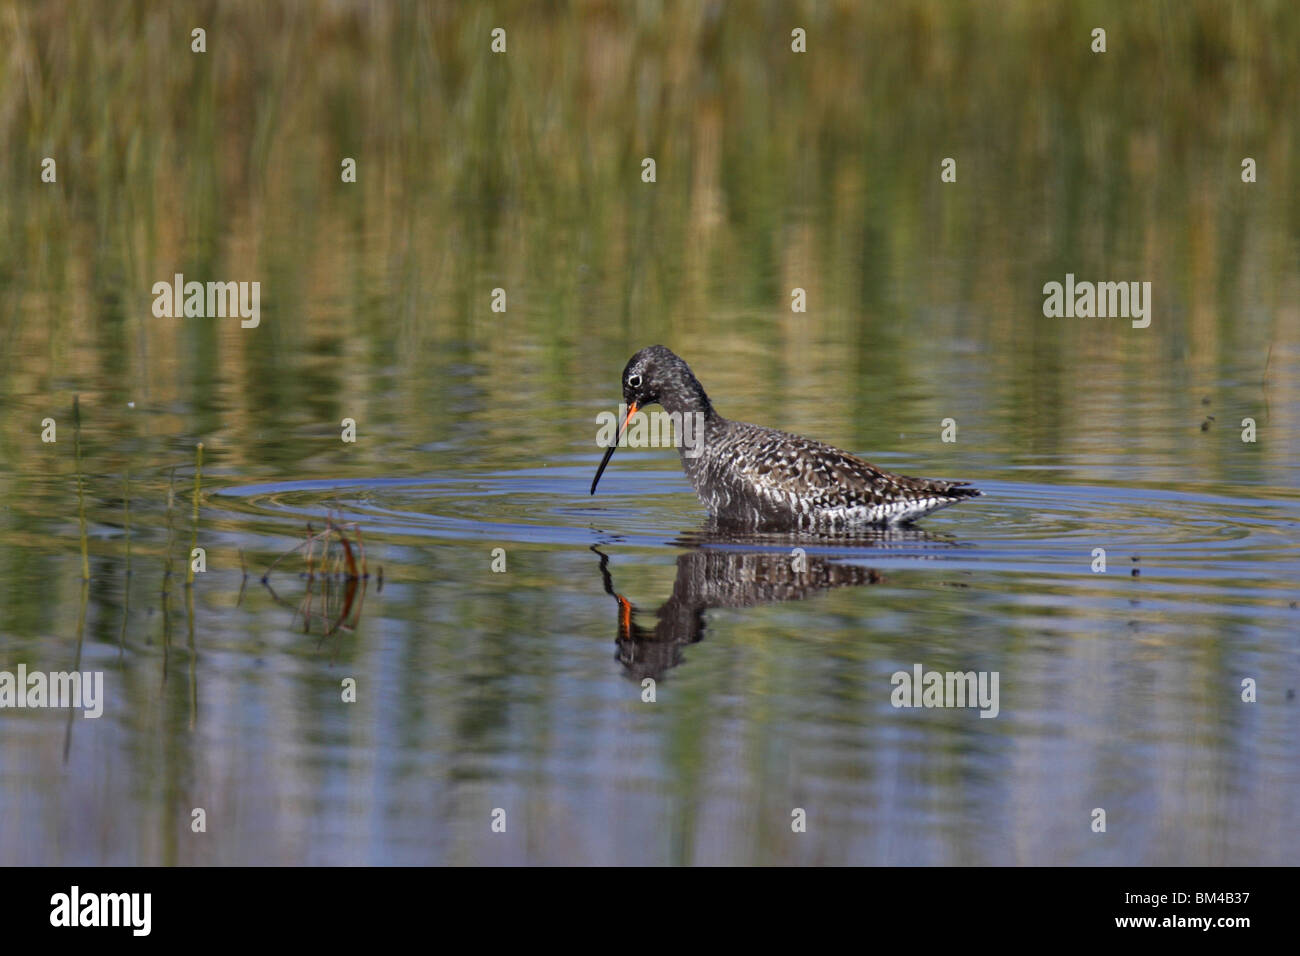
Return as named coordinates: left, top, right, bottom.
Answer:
left=187, top=442, right=203, bottom=586
left=74, top=396, right=89, bottom=581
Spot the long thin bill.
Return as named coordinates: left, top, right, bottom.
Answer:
left=590, top=403, right=637, bottom=495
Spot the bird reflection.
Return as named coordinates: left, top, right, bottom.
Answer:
left=593, top=524, right=957, bottom=681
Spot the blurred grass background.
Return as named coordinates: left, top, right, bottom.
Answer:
left=0, top=0, right=1296, bottom=480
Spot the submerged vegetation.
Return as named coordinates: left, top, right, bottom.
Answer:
left=261, top=517, right=372, bottom=638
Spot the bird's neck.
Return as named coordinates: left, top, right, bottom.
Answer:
left=662, top=373, right=721, bottom=475
left=659, top=370, right=717, bottom=421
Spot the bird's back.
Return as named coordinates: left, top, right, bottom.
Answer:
left=683, top=417, right=980, bottom=529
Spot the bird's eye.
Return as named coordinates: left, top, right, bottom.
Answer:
left=627, top=374, right=642, bottom=389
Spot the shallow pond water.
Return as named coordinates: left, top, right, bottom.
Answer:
left=2, top=435, right=1297, bottom=864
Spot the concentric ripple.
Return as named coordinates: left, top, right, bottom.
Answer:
left=209, top=470, right=1300, bottom=578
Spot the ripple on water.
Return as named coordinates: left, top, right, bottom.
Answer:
left=210, top=471, right=1300, bottom=583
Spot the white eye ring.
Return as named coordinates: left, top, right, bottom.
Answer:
left=627, top=374, right=642, bottom=388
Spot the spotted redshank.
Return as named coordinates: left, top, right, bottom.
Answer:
left=589, top=345, right=982, bottom=528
